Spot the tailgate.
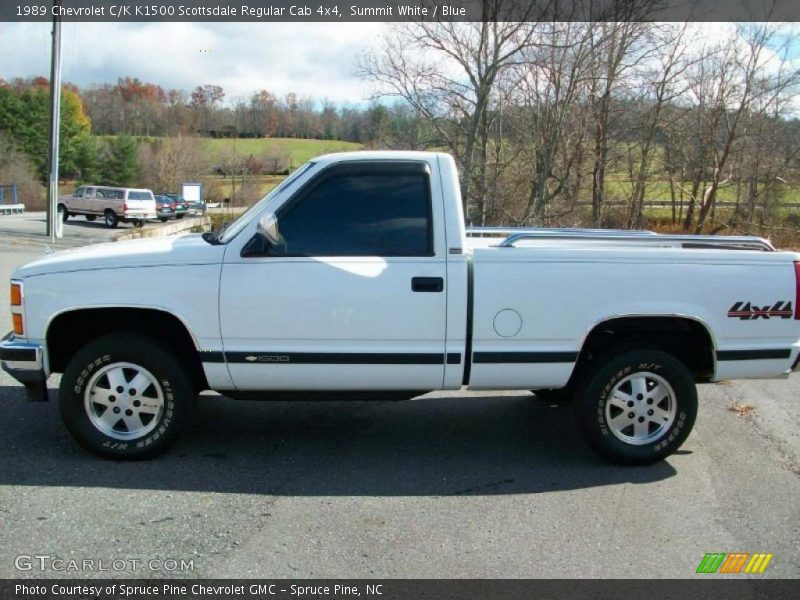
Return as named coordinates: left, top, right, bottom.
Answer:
left=126, top=192, right=156, bottom=212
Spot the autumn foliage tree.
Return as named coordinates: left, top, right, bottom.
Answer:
left=0, top=77, right=91, bottom=180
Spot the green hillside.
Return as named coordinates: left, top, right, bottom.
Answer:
left=203, top=137, right=362, bottom=165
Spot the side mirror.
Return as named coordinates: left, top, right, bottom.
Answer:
left=257, top=213, right=281, bottom=245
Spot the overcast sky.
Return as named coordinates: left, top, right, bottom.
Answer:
left=1, top=22, right=798, bottom=109
left=0, top=22, right=384, bottom=105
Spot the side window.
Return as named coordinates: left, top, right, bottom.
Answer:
left=84, top=187, right=96, bottom=199
left=74, top=187, right=85, bottom=197
left=272, top=169, right=433, bottom=257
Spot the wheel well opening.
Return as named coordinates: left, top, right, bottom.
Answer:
left=578, top=317, right=715, bottom=381
left=47, top=308, right=209, bottom=391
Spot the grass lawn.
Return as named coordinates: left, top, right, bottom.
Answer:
left=602, top=175, right=800, bottom=204
left=201, top=137, right=361, bottom=166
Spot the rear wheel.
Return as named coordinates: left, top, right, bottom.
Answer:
left=175, top=214, right=184, bottom=219
left=104, top=210, right=118, bottom=228
left=133, top=220, right=145, bottom=228
left=58, top=204, right=69, bottom=222
left=159, top=217, right=169, bottom=223
left=573, top=349, right=697, bottom=465
left=59, top=333, right=194, bottom=459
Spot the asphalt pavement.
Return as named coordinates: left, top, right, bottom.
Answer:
left=0, top=211, right=204, bottom=250
left=0, top=233, right=798, bottom=579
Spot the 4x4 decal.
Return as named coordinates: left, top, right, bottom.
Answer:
left=728, top=301, right=793, bottom=320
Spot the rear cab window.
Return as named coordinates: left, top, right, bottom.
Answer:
left=127, top=191, right=154, bottom=201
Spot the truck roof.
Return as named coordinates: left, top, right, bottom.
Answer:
left=313, top=150, right=444, bottom=165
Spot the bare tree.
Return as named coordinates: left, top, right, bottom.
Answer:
left=139, top=135, right=209, bottom=193
left=506, top=21, right=594, bottom=224
left=359, top=1, right=549, bottom=220
left=585, top=15, right=654, bottom=227
left=623, top=23, right=695, bottom=229
left=680, top=23, right=800, bottom=233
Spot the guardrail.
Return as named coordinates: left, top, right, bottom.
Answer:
left=0, top=204, right=25, bottom=215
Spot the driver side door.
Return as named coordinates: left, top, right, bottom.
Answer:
left=218, top=160, right=449, bottom=392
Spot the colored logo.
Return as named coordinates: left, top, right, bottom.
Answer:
left=696, top=553, right=773, bottom=574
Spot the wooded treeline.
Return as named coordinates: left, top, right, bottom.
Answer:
left=81, top=79, right=400, bottom=143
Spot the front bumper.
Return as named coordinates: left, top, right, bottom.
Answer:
left=0, top=332, right=48, bottom=401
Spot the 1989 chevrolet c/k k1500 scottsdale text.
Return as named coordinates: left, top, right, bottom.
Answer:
left=2, top=152, right=799, bottom=463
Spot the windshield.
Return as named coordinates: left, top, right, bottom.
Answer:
left=218, top=161, right=315, bottom=243
left=128, top=191, right=153, bottom=200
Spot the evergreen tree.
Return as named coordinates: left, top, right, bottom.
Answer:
left=101, top=135, right=139, bottom=186
left=74, top=135, right=101, bottom=183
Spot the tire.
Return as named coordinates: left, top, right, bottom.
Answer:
left=58, top=204, right=69, bottom=222
left=175, top=214, right=184, bottom=219
left=59, top=333, right=195, bottom=459
left=104, top=210, right=118, bottom=228
left=573, top=349, right=697, bottom=465
left=134, top=220, right=145, bottom=228
left=86, top=215, right=96, bottom=222
left=159, top=217, right=169, bottom=223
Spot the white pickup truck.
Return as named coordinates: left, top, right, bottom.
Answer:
left=2, top=152, right=799, bottom=464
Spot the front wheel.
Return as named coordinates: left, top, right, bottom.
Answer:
left=573, top=349, right=697, bottom=465
left=59, top=333, right=195, bottom=459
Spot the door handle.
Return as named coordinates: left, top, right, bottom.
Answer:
left=411, top=277, right=444, bottom=293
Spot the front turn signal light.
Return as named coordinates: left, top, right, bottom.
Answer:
left=12, top=313, right=23, bottom=335
left=10, top=282, right=21, bottom=307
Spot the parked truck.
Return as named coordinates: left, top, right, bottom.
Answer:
left=3, top=152, right=799, bottom=463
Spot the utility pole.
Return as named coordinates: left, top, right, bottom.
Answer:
left=47, top=0, right=63, bottom=241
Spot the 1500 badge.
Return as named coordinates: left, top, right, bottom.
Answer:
left=728, top=301, right=793, bottom=320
